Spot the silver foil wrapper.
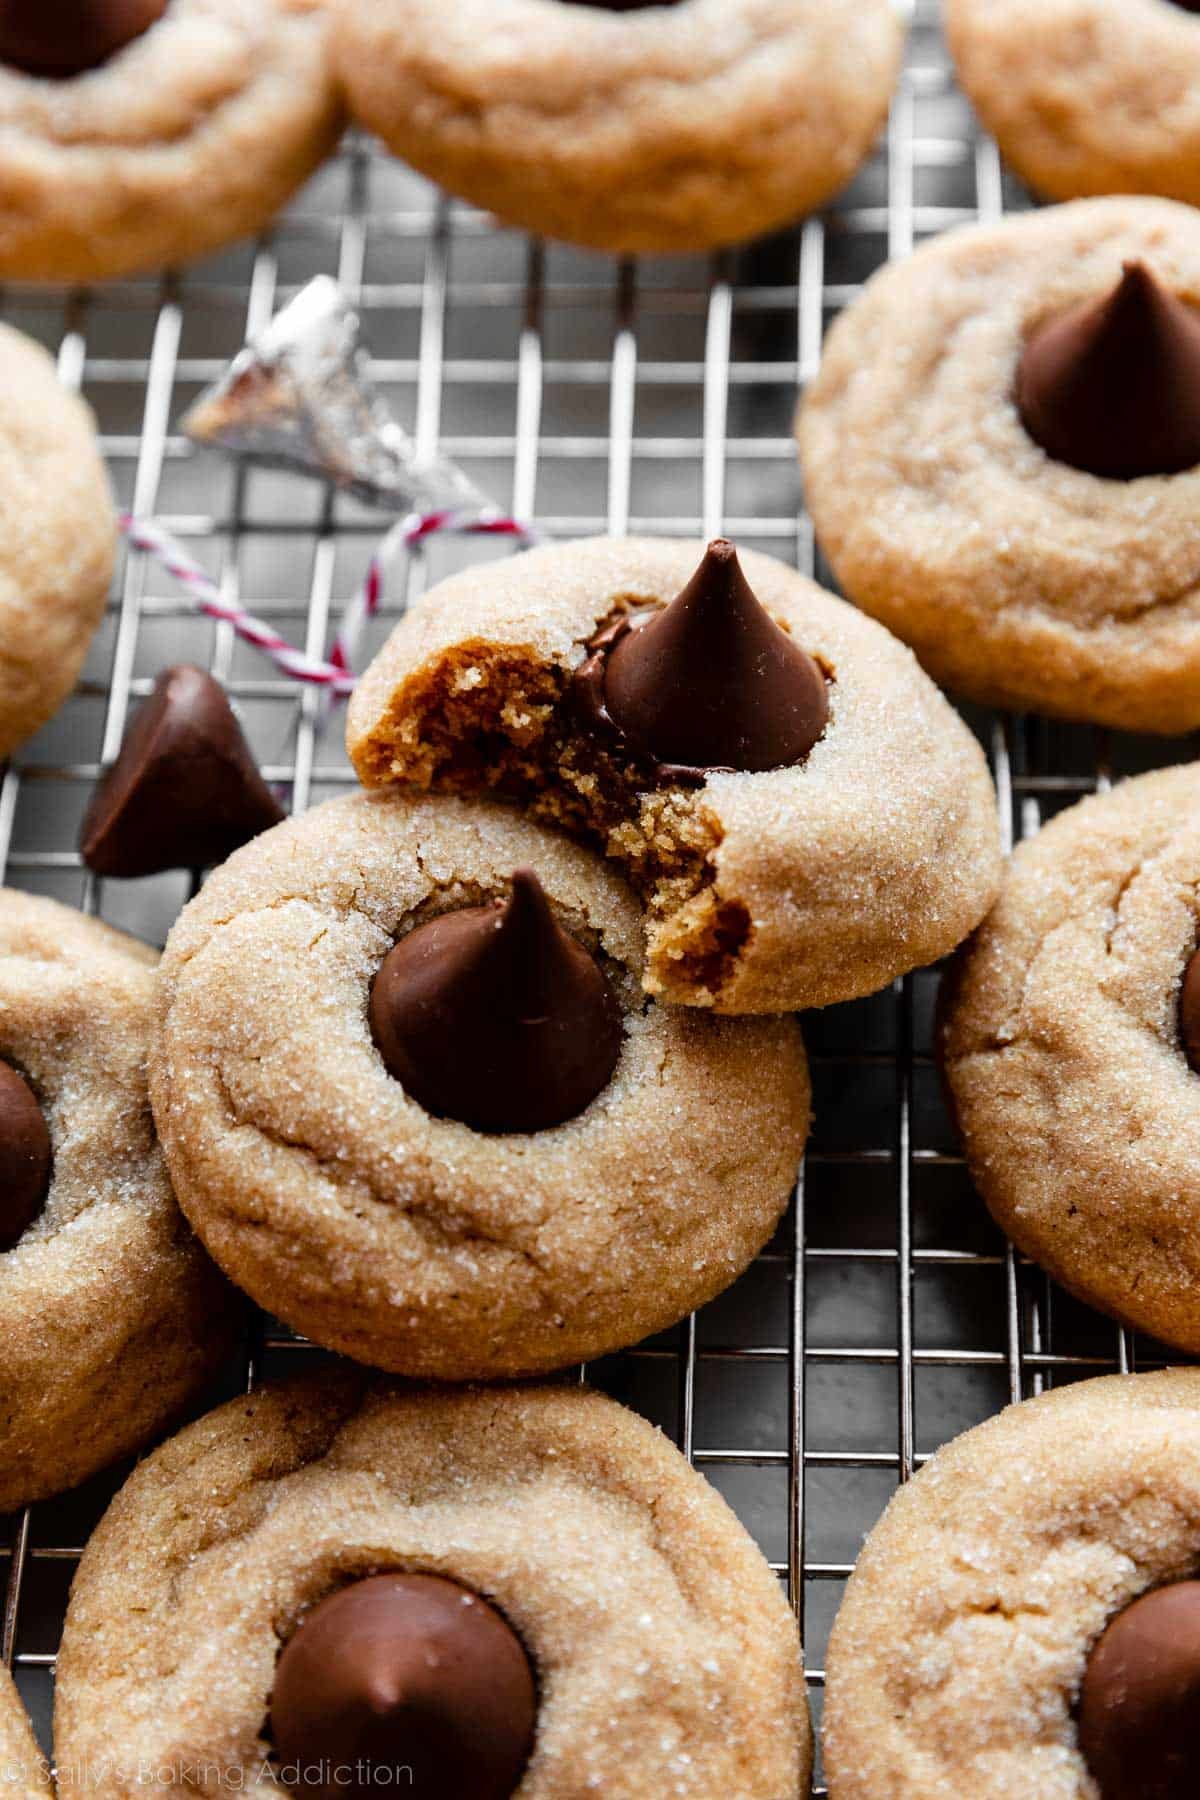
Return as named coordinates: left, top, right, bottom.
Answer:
left=183, top=276, right=494, bottom=515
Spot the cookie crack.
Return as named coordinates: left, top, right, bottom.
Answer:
left=208, top=1063, right=558, bottom=1288
left=949, top=826, right=1195, bottom=1071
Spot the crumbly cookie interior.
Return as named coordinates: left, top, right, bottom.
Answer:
left=352, top=634, right=749, bottom=1006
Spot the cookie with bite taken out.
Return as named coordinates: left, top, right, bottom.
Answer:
left=346, top=535, right=1002, bottom=1014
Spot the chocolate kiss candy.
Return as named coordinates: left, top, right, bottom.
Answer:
left=80, top=665, right=285, bottom=879
left=371, top=868, right=623, bottom=1135
left=601, top=539, right=829, bottom=775
left=1017, top=261, right=1200, bottom=480
left=1078, top=1582, right=1200, bottom=1800
left=0, top=1062, right=51, bottom=1251
left=271, top=1573, right=537, bottom=1800
left=1181, top=946, right=1200, bottom=1074
left=0, top=0, right=167, bottom=78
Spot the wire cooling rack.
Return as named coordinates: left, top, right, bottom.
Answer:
left=2, top=3, right=1198, bottom=1793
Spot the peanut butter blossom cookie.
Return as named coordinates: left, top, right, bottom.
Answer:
left=0, top=889, right=238, bottom=1512
left=54, top=1372, right=813, bottom=1799
left=150, top=788, right=810, bottom=1377
left=332, top=0, right=905, bottom=255
left=800, top=196, right=1200, bottom=733
left=0, top=0, right=342, bottom=282
left=0, top=323, right=115, bottom=761
left=942, top=763, right=1200, bottom=1355
left=346, top=536, right=1002, bottom=1014
left=0, top=1669, right=49, bottom=1800
left=824, top=1370, right=1200, bottom=1800
left=947, top=0, right=1200, bottom=210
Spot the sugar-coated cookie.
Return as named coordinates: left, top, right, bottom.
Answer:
left=346, top=536, right=1002, bottom=1014
left=0, top=323, right=115, bottom=761
left=942, top=764, right=1200, bottom=1354
left=0, top=889, right=240, bottom=1512
left=0, top=0, right=342, bottom=282
left=0, top=1669, right=49, bottom=1800
left=799, top=196, right=1200, bottom=733
left=150, top=788, right=810, bottom=1378
left=332, top=0, right=905, bottom=255
left=54, top=1371, right=813, bottom=1799
left=947, top=0, right=1200, bottom=210
left=824, top=1369, right=1200, bottom=1800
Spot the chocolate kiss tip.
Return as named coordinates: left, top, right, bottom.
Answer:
left=0, top=0, right=167, bottom=78
left=1078, top=1581, right=1200, bottom=1800
left=370, top=868, right=624, bottom=1135
left=270, top=1573, right=537, bottom=1800
left=1182, top=946, right=1200, bottom=1074
left=0, top=1061, right=52, bottom=1251
left=602, top=538, right=829, bottom=775
left=79, top=664, right=285, bottom=880
left=1017, top=260, right=1200, bottom=480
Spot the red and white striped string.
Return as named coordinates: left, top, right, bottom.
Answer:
left=325, top=508, right=540, bottom=681
left=119, top=506, right=538, bottom=701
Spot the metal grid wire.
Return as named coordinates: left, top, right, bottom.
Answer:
left=2, top=3, right=1197, bottom=1792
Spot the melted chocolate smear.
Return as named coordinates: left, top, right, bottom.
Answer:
left=593, top=539, right=829, bottom=778
left=0, top=1062, right=51, bottom=1251
left=80, top=664, right=285, bottom=879
left=0, top=0, right=167, bottom=78
left=1017, top=261, right=1200, bottom=479
left=370, top=868, right=623, bottom=1135
left=271, top=1574, right=537, bottom=1800
left=1181, top=945, right=1200, bottom=1073
left=1078, top=1582, right=1200, bottom=1800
